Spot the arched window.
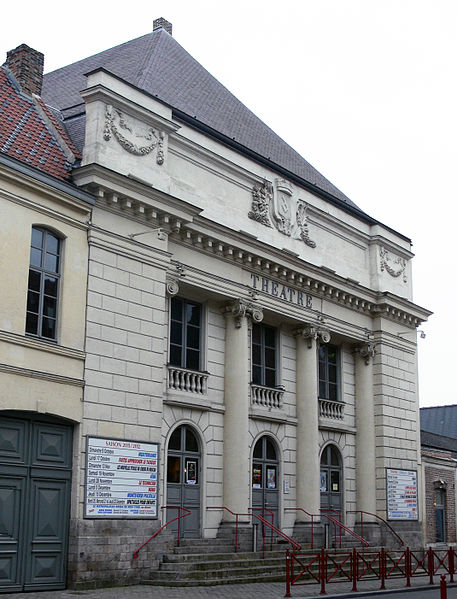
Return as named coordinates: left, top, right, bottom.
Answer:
left=26, top=227, right=61, bottom=341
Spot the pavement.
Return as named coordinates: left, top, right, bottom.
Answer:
left=3, top=577, right=457, bottom=599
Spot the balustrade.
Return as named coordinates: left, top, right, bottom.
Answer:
left=168, top=366, right=208, bottom=394
left=319, top=398, right=344, bottom=420
left=251, top=384, right=284, bottom=409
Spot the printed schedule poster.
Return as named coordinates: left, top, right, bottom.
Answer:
left=85, top=437, right=159, bottom=518
left=386, top=468, right=418, bottom=521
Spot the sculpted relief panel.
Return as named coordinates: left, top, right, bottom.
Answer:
left=248, top=178, right=316, bottom=248
left=103, top=104, right=166, bottom=165
left=379, top=246, right=407, bottom=282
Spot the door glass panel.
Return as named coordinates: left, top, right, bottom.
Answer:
left=252, top=463, right=262, bottom=488
left=266, top=466, right=277, bottom=489
left=330, top=447, right=340, bottom=466
left=330, top=471, right=340, bottom=492
left=167, top=456, right=181, bottom=483
left=184, top=458, right=198, bottom=485
left=185, top=429, right=198, bottom=453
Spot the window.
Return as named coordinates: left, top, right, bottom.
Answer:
left=252, top=323, right=277, bottom=387
left=319, top=344, right=339, bottom=401
left=25, top=227, right=61, bottom=341
left=169, top=297, right=202, bottom=370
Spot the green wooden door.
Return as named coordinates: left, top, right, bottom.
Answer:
left=0, top=413, right=72, bottom=592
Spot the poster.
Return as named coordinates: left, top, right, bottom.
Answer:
left=267, top=467, right=276, bottom=489
left=186, top=460, right=197, bottom=484
left=252, top=465, right=262, bottom=488
left=85, top=436, right=159, bottom=518
left=320, top=471, right=327, bottom=492
left=386, top=468, right=418, bottom=520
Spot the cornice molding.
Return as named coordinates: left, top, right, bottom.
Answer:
left=0, top=329, right=85, bottom=360
left=0, top=362, right=84, bottom=387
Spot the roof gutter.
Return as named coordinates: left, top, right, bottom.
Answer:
left=0, top=152, right=95, bottom=205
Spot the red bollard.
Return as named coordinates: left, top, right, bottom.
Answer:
left=285, top=549, right=291, bottom=598
left=441, top=574, right=447, bottom=599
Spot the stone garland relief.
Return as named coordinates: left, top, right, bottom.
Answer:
left=379, top=246, right=407, bottom=282
left=248, top=178, right=316, bottom=247
left=103, top=104, right=165, bottom=165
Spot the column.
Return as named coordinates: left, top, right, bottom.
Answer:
left=354, top=343, right=377, bottom=517
left=294, top=324, right=330, bottom=519
left=221, top=299, right=263, bottom=519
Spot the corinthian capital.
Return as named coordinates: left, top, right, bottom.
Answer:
left=221, top=298, right=263, bottom=328
left=353, top=343, right=376, bottom=365
left=294, top=324, right=330, bottom=348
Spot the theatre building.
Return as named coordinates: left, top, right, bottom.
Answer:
left=0, top=19, right=431, bottom=591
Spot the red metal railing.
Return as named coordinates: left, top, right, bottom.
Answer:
left=206, top=506, right=246, bottom=552
left=132, top=505, right=191, bottom=559
left=285, top=546, right=457, bottom=597
left=285, top=507, right=316, bottom=549
left=249, top=506, right=275, bottom=551
left=347, top=509, right=405, bottom=547
left=324, top=513, right=369, bottom=548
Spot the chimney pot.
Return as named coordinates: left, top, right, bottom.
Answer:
left=153, top=17, right=172, bottom=36
left=4, top=44, right=44, bottom=96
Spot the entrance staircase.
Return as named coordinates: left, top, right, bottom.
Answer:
left=141, top=536, right=291, bottom=586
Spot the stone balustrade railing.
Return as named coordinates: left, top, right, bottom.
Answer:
left=251, top=384, right=284, bottom=409
left=168, top=366, right=208, bottom=395
left=319, top=398, right=344, bottom=420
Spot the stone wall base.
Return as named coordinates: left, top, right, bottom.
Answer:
left=67, top=518, right=174, bottom=589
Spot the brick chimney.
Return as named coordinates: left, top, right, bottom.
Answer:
left=153, top=17, right=172, bottom=35
left=3, top=44, right=44, bottom=96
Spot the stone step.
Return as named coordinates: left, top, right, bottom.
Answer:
left=160, top=555, right=286, bottom=571
left=172, top=543, right=237, bottom=554
left=166, top=547, right=286, bottom=561
left=142, top=572, right=286, bottom=586
left=146, top=563, right=287, bottom=583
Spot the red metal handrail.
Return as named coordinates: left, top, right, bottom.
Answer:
left=206, top=506, right=246, bottom=552
left=132, top=505, right=191, bottom=559
left=255, top=514, right=302, bottom=552
left=323, top=513, right=370, bottom=548
left=249, top=506, right=275, bottom=551
left=347, top=510, right=405, bottom=547
left=285, top=507, right=316, bottom=549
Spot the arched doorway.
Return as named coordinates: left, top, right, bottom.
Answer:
left=166, top=425, right=201, bottom=538
left=0, top=412, right=73, bottom=592
left=251, top=436, right=280, bottom=528
left=320, top=444, right=343, bottom=516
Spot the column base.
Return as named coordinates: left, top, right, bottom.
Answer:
left=217, top=521, right=253, bottom=552
left=293, top=521, right=325, bottom=549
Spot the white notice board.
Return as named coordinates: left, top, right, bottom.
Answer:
left=386, top=468, right=418, bottom=521
left=85, top=436, right=159, bottom=518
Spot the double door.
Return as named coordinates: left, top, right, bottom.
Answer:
left=252, top=436, right=279, bottom=528
left=0, top=413, right=72, bottom=593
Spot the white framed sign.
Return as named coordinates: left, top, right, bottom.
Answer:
left=386, top=468, right=418, bottom=521
left=85, top=436, right=159, bottom=518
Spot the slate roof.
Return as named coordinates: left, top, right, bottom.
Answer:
left=420, top=406, right=457, bottom=440
left=41, top=28, right=361, bottom=211
left=421, top=430, right=457, bottom=459
left=0, top=67, right=79, bottom=181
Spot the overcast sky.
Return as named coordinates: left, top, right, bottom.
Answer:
left=2, top=0, right=454, bottom=407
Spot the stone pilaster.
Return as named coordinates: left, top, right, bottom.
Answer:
left=221, top=299, right=263, bottom=520
left=354, top=343, right=377, bottom=518
left=294, top=324, right=330, bottom=520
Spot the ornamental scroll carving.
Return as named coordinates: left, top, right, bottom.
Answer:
left=248, top=178, right=316, bottom=248
left=353, top=343, right=376, bottom=365
left=103, top=104, right=165, bottom=165
left=294, top=324, right=331, bottom=348
left=221, top=299, right=263, bottom=328
left=379, top=247, right=407, bottom=282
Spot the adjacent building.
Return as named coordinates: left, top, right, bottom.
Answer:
left=0, top=19, right=431, bottom=591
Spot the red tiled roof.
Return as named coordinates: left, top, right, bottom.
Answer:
left=0, top=67, right=76, bottom=181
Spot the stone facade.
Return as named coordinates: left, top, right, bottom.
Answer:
left=0, top=25, right=431, bottom=592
